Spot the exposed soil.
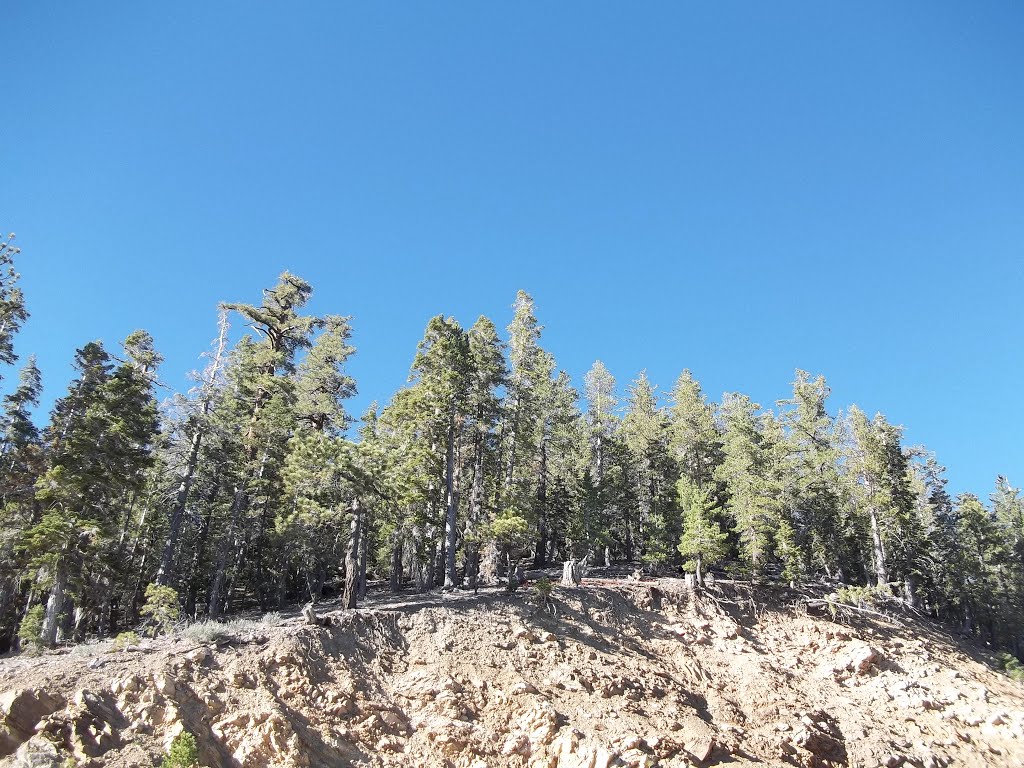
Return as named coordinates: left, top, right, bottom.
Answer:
left=1, top=575, right=1022, bottom=768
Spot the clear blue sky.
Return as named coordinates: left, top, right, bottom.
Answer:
left=4, top=3, right=1022, bottom=498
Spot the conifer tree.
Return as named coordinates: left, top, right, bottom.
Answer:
left=583, top=360, right=620, bottom=563
left=778, top=371, right=845, bottom=579
left=845, top=407, right=923, bottom=600
left=668, top=371, right=723, bottom=491
left=462, top=317, right=506, bottom=583
left=677, top=478, right=729, bottom=585
left=620, top=372, right=675, bottom=562
left=24, top=333, right=160, bottom=645
left=0, top=233, right=28, bottom=378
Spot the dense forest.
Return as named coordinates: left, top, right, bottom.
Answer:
left=1, top=236, right=1022, bottom=658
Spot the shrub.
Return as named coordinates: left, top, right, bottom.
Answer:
left=996, top=652, right=1024, bottom=682
left=17, top=605, right=45, bottom=653
left=113, top=631, right=140, bottom=650
left=141, top=584, right=180, bottom=635
left=534, top=576, right=554, bottom=599
left=834, top=585, right=887, bottom=609
left=162, top=730, right=199, bottom=768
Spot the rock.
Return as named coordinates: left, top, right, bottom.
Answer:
left=7, top=734, right=64, bottom=768
left=618, top=734, right=646, bottom=751
left=845, top=643, right=882, bottom=675
left=151, top=673, right=176, bottom=697
left=881, top=754, right=905, bottom=767
left=0, top=689, right=66, bottom=757
left=685, top=736, right=715, bottom=763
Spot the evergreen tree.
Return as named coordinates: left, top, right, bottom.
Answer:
left=462, top=317, right=506, bottom=583
left=845, top=407, right=924, bottom=600
left=778, top=371, right=845, bottom=579
left=716, top=394, right=777, bottom=576
left=668, top=370, right=722, bottom=491
left=0, top=233, right=28, bottom=378
left=23, top=334, right=160, bottom=645
left=677, top=478, right=729, bottom=586
left=0, top=356, right=43, bottom=647
left=583, top=360, right=621, bottom=563
left=620, top=372, right=675, bottom=563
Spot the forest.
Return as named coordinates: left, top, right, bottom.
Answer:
left=1, top=234, right=1022, bottom=657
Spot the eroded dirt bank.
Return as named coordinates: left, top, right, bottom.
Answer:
left=1, top=580, right=1022, bottom=768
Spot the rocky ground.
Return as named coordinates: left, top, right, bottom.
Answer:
left=1, top=576, right=1022, bottom=768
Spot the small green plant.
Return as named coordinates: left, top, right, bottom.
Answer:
left=18, top=605, right=45, bottom=654
left=834, top=585, right=887, bottom=609
left=113, top=631, right=140, bottom=650
left=534, top=576, right=554, bottom=599
left=996, top=652, right=1024, bottom=682
left=162, top=730, right=199, bottom=768
left=141, top=584, right=181, bottom=636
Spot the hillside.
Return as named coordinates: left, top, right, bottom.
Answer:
left=1, top=577, right=1022, bottom=768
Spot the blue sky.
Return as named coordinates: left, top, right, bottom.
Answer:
left=4, top=3, right=1022, bottom=497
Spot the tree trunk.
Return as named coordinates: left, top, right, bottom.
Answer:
left=561, top=559, right=582, bottom=587
left=157, top=313, right=228, bottom=586
left=343, top=498, right=362, bottom=609
left=41, top=562, right=68, bottom=647
left=868, top=505, right=889, bottom=587
left=389, top=532, right=403, bottom=593
left=156, top=428, right=204, bottom=585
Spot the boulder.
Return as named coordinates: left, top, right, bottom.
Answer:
left=0, top=689, right=66, bottom=757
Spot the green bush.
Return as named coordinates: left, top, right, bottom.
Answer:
left=534, top=576, right=554, bottom=598
left=17, top=605, right=44, bottom=653
left=834, top=584, right=887, bottom=609
left=162, top=730, right=199, bottom=768
left=141, top=584, right=180, bottom=635
left=996, top=652, right=1024, bottom=682
left=113, top=631, right=140, bottom=650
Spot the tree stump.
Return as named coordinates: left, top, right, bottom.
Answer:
left=561, top=559, right=583, bottom=587
left=302, top=602, right=333, bottom=627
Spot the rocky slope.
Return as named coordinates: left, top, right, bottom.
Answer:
left=1, top=579, right=1022, bottom=768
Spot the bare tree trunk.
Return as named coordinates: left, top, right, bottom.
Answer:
left=869, top=505, right=888, bottom=587
left=41, top=562, right=68, bottom=647
left=157, top=311, right=229, bottom=586
left=343, top=498, right=362, bottom=609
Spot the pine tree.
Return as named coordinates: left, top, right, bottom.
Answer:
left=620, top=372, right=675, bottom=563
left=845, top=407, right=923, bottom=600
left=155, top=311, right=230, bottom=586
left=668, top=371, right=722, bottom=491
left=778, top=371, right=845, bottom=579
left=583, top=360, right=621, bottom=563
left=0, top=356, right=43, bottom=646
left=23, top=334, right=160, bottom=645
left=462, top=317, right=506, bottom=583
left=209, top=273, right=319, bottom=615
left=0, top=233, right=29, bottom=379
left=677, top=478, right=729, bottom=585
left=714, top=394, right=796, bottom=578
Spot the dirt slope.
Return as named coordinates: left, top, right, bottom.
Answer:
left=1, top=579, right=1022, bottom=768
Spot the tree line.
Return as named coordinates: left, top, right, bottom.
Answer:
left=0, top=245, right=1021, bottom=656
